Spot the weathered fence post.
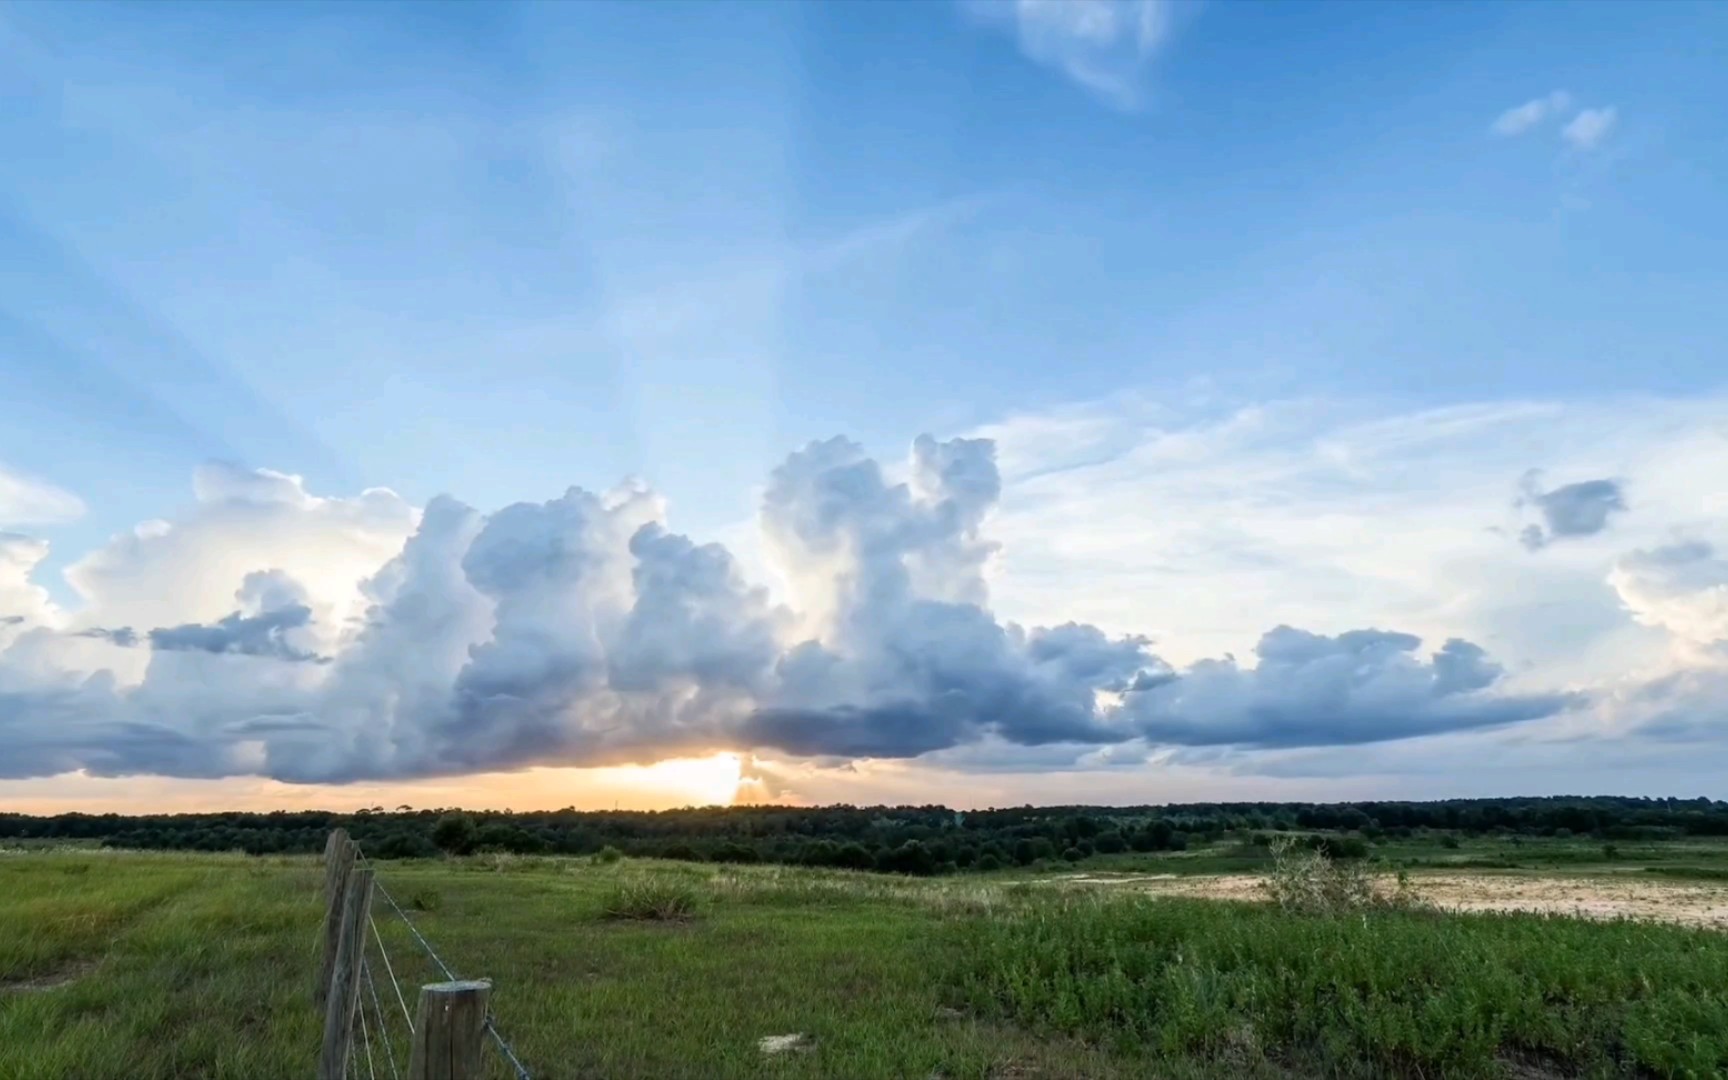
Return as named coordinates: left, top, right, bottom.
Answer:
left=316, top=828, right=356, bottom=1006
left=318, top=864, right=375, bottom=1080
left=408, top=979, right=492, bottom=1080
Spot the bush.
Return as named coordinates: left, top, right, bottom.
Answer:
left=599, top=878, right=699, bottom=921
left=594, top=845, right=624, bottom=865
left=976, top=853, right=1003, bottom=872
left=1263, top=837, right=1390, bottom=915
left=1061, top=847, right=1085, bottom=863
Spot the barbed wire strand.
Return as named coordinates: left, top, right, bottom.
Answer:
left=357, top=959, right=378, bottom=1080
left=486, top=1018, right=533, bottom=1080
left=369, top=911, right=415, bottom=1032
left=369, top=876, right=458, bottom=981
left=363, top=949, right=404, bottom=1080
left=350, top=842, right=532, bottom=1079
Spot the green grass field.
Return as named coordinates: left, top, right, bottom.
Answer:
left=3, top=849, right=1727, bottom=1079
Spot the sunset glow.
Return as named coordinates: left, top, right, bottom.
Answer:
left=0, top=754, right=747, bottom=815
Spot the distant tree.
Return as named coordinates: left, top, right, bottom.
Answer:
left=711, top=841, right=760, bottom=864
left=833, top=842, right=875, bottom=871
left=877, top=840, right=937, bottom=876
left=1061, top=847, right=1085, bottom=862
left=1092, top=830, right=1127, bottom=854
left=432, top=812, right=478, bottom=855
left=373, top=830, right=438, bottom=859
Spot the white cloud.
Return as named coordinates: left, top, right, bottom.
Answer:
left=0, top=430, right=1572, bottom=784
left=1610, top=541, right=1728, bottom=654
left=973, top=392, right=1728, bottom=685
left=4, top=390, right=1726, bottom=792
left=63, top=462, right=415, bottom=639
left=0, top=533, right=58, bottom=647
left=962, top=0, right=1179, bottom=110
left=0, top=464, right=84, bottom=527
left=1562, top=106, right=1618, bottom=151
left=1490, top=90, right=1572, bottom=136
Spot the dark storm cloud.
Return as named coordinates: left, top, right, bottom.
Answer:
left=1121, top=626, right=1580, bottom=748
left=1518, top=473, right=1627, bottom=550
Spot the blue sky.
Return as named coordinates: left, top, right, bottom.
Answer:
left=2, top=0, right=1726, bottom=810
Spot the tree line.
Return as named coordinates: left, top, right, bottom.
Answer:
left=3, top=795, right=1724, bottom=874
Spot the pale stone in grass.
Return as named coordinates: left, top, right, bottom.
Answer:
left=758, top=1033, right=814, bottom=1056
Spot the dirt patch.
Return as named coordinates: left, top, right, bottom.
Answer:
left=0, top=960, right=96, bottom=994
left=1053, top=871, right=1728, bottom=930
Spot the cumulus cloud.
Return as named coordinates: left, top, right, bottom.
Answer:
left=1518, top=472, right=1626, bottom=550
left=0, top=533, right=58, bottom=640
left=1609, top=541, right=1728, bottom=651
left=1121, top=627, right=1576, bottom=747
left=1490, top=90, right=1572, bottom=137
left=962, top=0, right=1180, bottom=110
left=0, top=439, right=1575, bottom=784
left=1562, top=106, right=1617, bottom=151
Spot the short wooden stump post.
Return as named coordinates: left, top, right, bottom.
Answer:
left=408, top=979, right=492, bottom=1080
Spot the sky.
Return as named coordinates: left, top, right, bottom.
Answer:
left=1, top=0, right=1726, bottom=813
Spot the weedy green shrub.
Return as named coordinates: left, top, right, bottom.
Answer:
left=594, top=845, right=624, bottom=865
left=599, top=877, right=700, bottom=921
left=953, top=893, right=1728, bottom=1077
left=1262, top=836, right=1405, bottom=915
left=405, top=887, right=441, bottom=912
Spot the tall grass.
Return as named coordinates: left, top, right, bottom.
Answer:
left=953, top=892, right=1728, bottom=1077
left=598, top=877, right=700, bottom=921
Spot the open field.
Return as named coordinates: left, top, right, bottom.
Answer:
left=5, top=847, right=1728, bottom=1079
left=1051, top=870, right=1728, bottom=929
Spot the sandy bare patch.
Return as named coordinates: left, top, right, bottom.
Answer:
left=1052, top=871, right=1728, bottom=929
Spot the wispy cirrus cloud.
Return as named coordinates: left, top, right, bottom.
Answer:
left=0, top=464, right=84, bottom=527
left=962, top=0, right=1182, bottom=111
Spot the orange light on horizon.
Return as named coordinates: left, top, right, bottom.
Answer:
left=0, top=752, right=750, bottom=815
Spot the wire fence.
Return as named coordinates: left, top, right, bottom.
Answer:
left=328, top=837, right=532, bottom=1080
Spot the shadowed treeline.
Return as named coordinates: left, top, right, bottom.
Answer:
left=5, top=795, right=1727, bottom=876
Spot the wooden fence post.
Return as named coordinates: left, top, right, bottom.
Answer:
left=408, top=979, right=492, bottom=1080
left=316, top=829, right=356, bottom=1007
left=318, top=864, right=375, bottom=1080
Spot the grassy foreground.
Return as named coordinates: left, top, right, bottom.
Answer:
left=2, top=851, right=1727, bottom=1079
